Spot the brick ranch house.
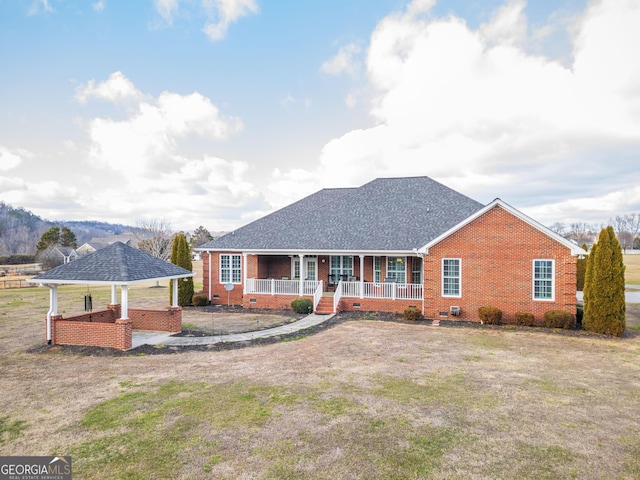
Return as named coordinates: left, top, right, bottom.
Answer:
left=197, top=177, right=586, bottom=324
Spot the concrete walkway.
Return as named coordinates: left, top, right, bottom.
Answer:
left=131, top=313, right=335, bottom=349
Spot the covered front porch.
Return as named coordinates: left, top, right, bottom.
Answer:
left=242, top=253, right=424, bottom=313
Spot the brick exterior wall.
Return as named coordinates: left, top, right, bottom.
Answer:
left=49, top=306, right=183, bottom=350
left=201, top=206, right=577, bottom=323
left=423, top=204, right=577, bottom=324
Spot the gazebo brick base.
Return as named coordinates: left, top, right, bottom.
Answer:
left=48, top=306, right=182, bottom=351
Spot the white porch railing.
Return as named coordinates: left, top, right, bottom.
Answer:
left=246, top=278, right=321, bottom=296
left=245, top=279, right=422, bottom=313
left=343, top=281, right=423, bottom=300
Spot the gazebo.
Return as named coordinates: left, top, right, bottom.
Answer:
left=28, top=242, right=194, bottom=350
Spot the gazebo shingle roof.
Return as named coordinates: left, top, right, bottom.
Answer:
left=30, top=241, right=193, bottom=284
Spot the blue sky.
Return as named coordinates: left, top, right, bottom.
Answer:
left=1, top=0, right=639, bottom=232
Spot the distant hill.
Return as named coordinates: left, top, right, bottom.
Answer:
left=0, top=202, right=133, bottom=255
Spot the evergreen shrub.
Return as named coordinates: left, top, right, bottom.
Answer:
left=582, top=226, right=626, bottom=337
left=192, top=294, right=208, bottom=307
left=515, top=311, right=535, bottom=326
left=291, top=298, right=313, bottom=314
left=478, top=306, right=502, bottom=325
left=403, top=307, right=421, bottom=321
left=543, top=310, right=575, bottom=329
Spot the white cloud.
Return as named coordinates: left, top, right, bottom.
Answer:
left=321, top=43, right=362, bottom=79
left=155, top=0, right=179, bottom=24
left=67, top=72, right=255, bottom=229
left=92, top=0, right=106, bottom=12
left=202, top=0, right=259, bottom=41
left=28, top=0, right=53, bottom=16
left=479, top=0, right=527, bottom=48
left=268, top=0, right=640, bottom=226
left=0, top=147, right=24, bottom=171
left=75, top=71, right=145, bottom=104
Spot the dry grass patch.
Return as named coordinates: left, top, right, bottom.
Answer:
left=624, top=254, right=640, bottom=285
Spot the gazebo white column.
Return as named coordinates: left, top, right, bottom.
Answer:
left=110, top=284, right=117, bottom=305
left=121, top=285, right=129, bottom=319
left=172, top=278, right=179, bottom=307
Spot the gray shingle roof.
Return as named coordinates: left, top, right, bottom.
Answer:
left=198, top=176, right=484, bottom=252
left=30, top=241, right=193, bottom=284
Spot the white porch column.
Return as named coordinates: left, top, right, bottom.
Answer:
left=111, top=284, right=117, bottom=305
left=121, top=285, right=129, bottom=319
left=243, top=252, right=248, bottom=294
left=299, top=254, right=304, bottom=296
left=172, top=278, right=179, bottom=307
left=359, top=255, right=364, bottom=299
left=46, top=285, right=58, bottom=344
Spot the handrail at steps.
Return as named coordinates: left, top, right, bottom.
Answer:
left=333, top=281, right=343, bottom=313
left=313, top=280, right=324, bottom=311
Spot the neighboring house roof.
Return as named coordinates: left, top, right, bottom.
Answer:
left=198, top=177, right=485, bottom=253
left=88, top=234, right=139, bottom=248
left=53, top=246, right=78, bottom=257
left=77, top=241, right=109, bottom=255
left=419, top=198, right=588, bottom=256
left=29, top=241, right=193, bottom=285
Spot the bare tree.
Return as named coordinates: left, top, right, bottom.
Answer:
left=548, top=222, right=566, bottom=236
left=610, top=215, right=631, bottom=251
left=625, top=213, right=640, bottom=250
left=135, top=218, right=174, bottom=261
left=567, top=222, right=595, bottom=245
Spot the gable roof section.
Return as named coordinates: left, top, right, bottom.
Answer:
left=418, top=198, right=588, bottom=256
left=198, top=177, right=484, bottom=253
left=29, top=241, right=194, bottom=285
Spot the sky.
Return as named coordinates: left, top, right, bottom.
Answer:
left=1, top=0, right=639, bottom=233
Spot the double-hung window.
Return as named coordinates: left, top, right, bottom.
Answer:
left=442, top=258, right=461, bottom=297
left=533, top=259, right=554, bottom=300
left=220, top=254, right=242, bottom=284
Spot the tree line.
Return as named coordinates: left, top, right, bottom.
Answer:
left=548, top=212, right=640, bottom=250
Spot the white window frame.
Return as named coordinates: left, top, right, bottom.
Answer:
left=442, top=258, right=461, bottom=297
left=533, top=259, right=554, bottom=301
left=412, top=257, right=423, bottom=284
left=330, top=255, right=353, bottom=278
left=220, top=254, right=242, bottom=284
left=386, top=257, right=406, bottom=283
left=374, top=256, right=381, bottom=283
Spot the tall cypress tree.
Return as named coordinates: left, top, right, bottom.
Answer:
left=583, top=226, right=626, bottom=336
left=169, top=233, right=194, bottom=307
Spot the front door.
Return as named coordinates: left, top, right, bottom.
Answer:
left=292, top=257, right=317, bottom=280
